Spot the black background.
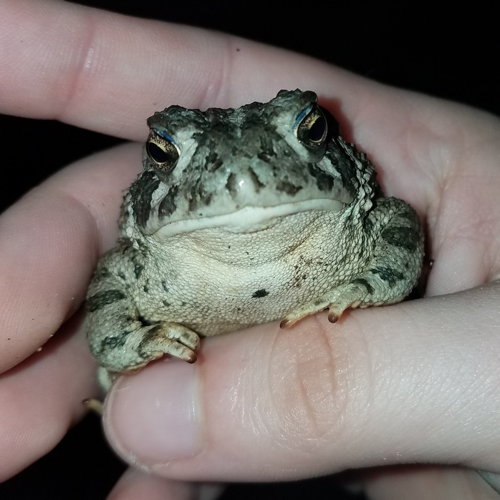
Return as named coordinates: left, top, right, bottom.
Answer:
left=0, top=1, right=498, bottom=499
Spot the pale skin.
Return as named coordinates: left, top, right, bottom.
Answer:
left=1, top=1, right=500, bottom=499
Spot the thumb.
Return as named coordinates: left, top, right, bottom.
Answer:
left=103, top=282, right=500, bottom=481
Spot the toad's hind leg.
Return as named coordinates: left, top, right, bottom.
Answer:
left=281, top=197, right=424, bottom=327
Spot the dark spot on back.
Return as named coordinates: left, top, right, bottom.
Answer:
left=352, top=278, right=374, bottom=295
left=137, top=314, right=153, bottom=327
left=329, top=147, right=360, bottom=197
left=226, top=173, right=237, bottom=195
left=100, top=335, right=126, bottom=352
left=276, top=180, right=302, bottom=196
left=307, top=163, right=334, bottom=192
left=158, top=184, right=179, bottom=218
left=93, top=266, right=111, bottom=280
left=371, top=266, right=405, bottom=286
left=381, top=226, right=419, bottom=252
left=248, top=167, right=265, bottom=192
left=129, top=170, right=161, bottom=227
left=252, top=289, right=269, bottom=298
left=134, top=262, right=144, bottom=279
left=87, top=290, right=126, bottom=312
left=207, top=151, right=223, bottom=172
left=189, top=179, right=214, bottom=211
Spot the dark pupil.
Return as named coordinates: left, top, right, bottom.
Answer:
left=308, top=114, right=327, bottom=142
left=147, top=141, right=171, bottom=164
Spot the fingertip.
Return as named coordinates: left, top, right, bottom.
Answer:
left=103, top=359, right=204, bottom=468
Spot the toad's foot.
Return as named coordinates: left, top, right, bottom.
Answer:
left=136, top=322, right=201, bottom=367
left=83, top=398, right=104, bottom=415
left=280, top=280, right=373, bottom=328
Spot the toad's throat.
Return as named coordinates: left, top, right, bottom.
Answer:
left=147, top=198, right=345, bottom=237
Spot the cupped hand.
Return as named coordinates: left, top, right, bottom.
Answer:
left=1, top=1, right=499, bottom=499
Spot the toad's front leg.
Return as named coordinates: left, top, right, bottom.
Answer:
left=281, top=197, right=424, bottom=327
left=85, top=243, right=201, bottom=376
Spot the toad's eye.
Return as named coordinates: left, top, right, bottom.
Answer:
left=146, top=132, right=180, bottom=170
left=296, top=105, right=329, bottom=147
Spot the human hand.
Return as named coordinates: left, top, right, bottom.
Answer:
left=1, top=1, right=499, bottom=499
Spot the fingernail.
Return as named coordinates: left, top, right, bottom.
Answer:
left=103, top=359, right=202, bottom=467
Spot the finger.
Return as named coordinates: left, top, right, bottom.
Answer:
left=108, top=468, right=223, bottom=500
left=362, top=466, right=499, bottom=500
left=7, top=0, right=499, bottom=261
left=4, top=3, right=500, bottom=262
left=0, top=318, right=96, bottom=481
left=103, top=282, right=500, bottom=481
left=0, top=0, right=398, bottom=142
left=423, top=125, right=500, bottom=296
left=0, top=142, right=140, bottom=372
left=0, top=0, right=435, bottom=230
left=4, top=1, right=499, bottom=212
left=0, top=0, right=347, bottom=137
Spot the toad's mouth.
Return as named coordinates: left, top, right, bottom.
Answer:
left=148, top=198, right=345, bottom=238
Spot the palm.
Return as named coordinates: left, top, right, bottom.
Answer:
left=349, top=93, right=500, bottom=294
